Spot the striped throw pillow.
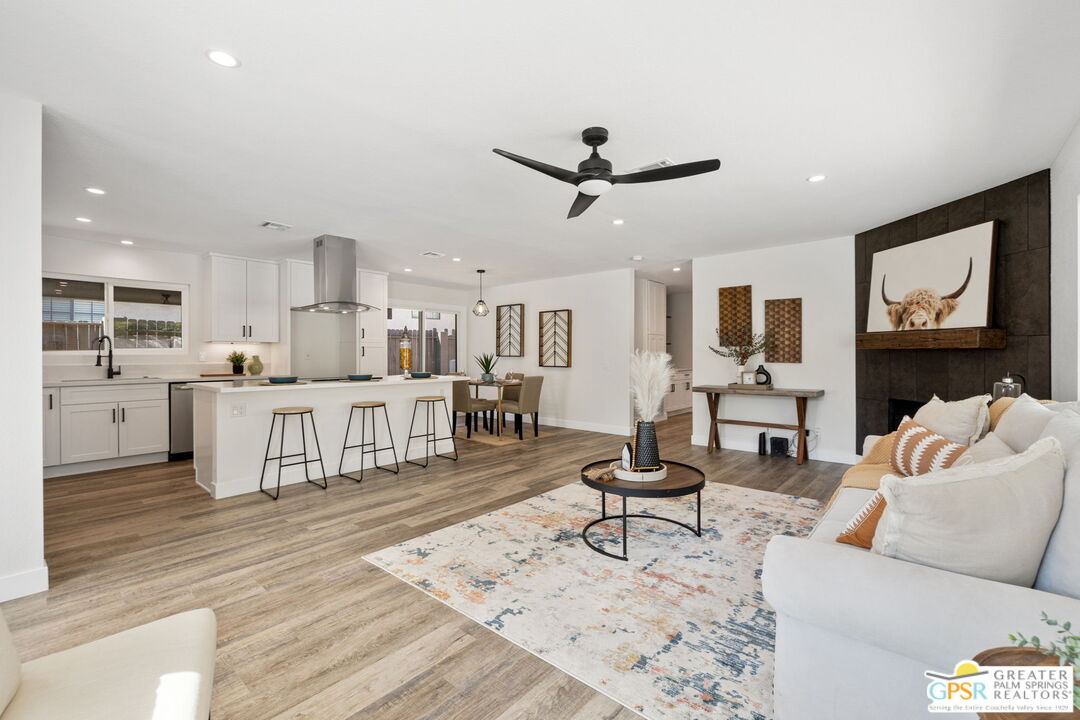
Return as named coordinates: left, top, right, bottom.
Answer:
left=891, top=416, right=967, bottom=476
left=836, top=491, right=887, bottom=548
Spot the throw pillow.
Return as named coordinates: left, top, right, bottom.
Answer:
left=1033, top=411, right=1080, bottom=598
left=954, top=431, right=1016, bottom=466
left=836, top=492, right=886, bottom=549
left=913, top=394, right=991, bottom=445
left=861, top=431, right=896, bottom=465
left=891, top=417, right=968, bottom=476
left=994, top=394, right=1055, bottom=452
left=872, top=436, right=1066, bottom=587
left=988, top=396, right=1017, bottom=430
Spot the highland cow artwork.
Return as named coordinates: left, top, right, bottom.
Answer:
left=866, top=221, right=997, bottom=332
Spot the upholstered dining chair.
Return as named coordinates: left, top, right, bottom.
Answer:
left=500, top=375, right=544, bottom=440
left=500, top=372, right=525, bottom=428
left=452, top=380, right=495, bottom=438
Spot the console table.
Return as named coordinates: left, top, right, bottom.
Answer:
left=693, top=386, right=825, bottom=464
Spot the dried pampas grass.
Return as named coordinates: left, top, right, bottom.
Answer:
left=630, top=350, right=673, bottom=422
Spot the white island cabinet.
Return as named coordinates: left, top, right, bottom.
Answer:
left=192, top=376, right=455, bottom=499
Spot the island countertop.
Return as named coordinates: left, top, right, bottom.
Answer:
left=190, top=375, right=453, bottom=394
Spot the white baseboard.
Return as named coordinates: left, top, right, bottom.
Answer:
left=689, top=434, right=856, bottom=465
left=44, top=452, right=169, bottom=479
left=539, top=416, right=631, bottom=437
left=0, top=564, right=48, bottom=603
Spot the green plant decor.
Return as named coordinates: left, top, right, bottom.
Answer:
left=708, top=325, right=774, bottom=367
left=1010, top=612, right=1080, bottom=709
left=226, top=350, right=247, bottom=367
left=474, top=352, right=498, bottom=375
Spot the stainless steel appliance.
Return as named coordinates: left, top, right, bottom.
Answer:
left=169, top=382, right=195, bottom=461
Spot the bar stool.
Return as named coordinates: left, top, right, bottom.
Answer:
left=405, top=396, right=458, bottom=467
left=339, top=400, right=400, bottom=483
left=259, top=406, right=328, bottom=500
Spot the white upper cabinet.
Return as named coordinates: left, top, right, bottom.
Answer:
left=208, top=254, right=280, bottom=342
left=634, top=278, right=667, bottom=353
left=357, top=270, right=388, bottom=346
left=288, top=260, right=314, bottom=308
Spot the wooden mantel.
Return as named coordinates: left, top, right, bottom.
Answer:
left=855, top=328, right=1006, bottom=350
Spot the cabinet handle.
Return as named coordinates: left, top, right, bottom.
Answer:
left=242, top=325, right=246, bottom=338
left=361, top=346, right=366, bottom=357
left=49, top=393, right=53, bottom=410
left=361, top=328, right=365, bottom=339
left=112, top=408, right=117, bottom=423
left=121, top=407, right=126, bottom=422
left=685, top=382, right=690, bottom=390
left=248, top=325, right=253, bottom=338
left=670, top=384, right=675, bottom=393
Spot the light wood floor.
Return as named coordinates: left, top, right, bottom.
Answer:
left=2, top=413, right=845, bottom=719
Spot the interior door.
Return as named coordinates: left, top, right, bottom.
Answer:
left=60, top=402, right=119, bottom=463
left=119, top=399, right=169, bottom=456
left=210, top=256, right=247, bottom=341
left=245, top=260, right=279, bottom=342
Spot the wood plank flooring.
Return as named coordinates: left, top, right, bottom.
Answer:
left=1, top=413, right=845, bottom=719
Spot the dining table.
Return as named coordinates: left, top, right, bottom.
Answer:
left=468, top=378, right=522, bottom=437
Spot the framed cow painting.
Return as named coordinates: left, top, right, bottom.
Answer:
left=866, top=221, right=997, bottom=332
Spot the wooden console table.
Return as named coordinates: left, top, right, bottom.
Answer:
left=693, top=386, right=826, bottom=465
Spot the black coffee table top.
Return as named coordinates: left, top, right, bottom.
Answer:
left=580, top=459, right=705, bottom=498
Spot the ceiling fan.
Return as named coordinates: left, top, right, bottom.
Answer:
left=493, top=127, right=721, bottom=219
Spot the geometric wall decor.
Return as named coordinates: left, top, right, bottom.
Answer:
left=718, top=285, right=752, bottom=338
left=764, top=297, right=803, bottom=363
left=538, top=309, right=572, bottom=368
left=496, top=303, right=524, bottom=357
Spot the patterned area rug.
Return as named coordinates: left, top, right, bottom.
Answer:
left=364, top=482, right=822, bottom=719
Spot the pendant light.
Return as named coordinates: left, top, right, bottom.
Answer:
left=472, top=269, right=489, bottom=317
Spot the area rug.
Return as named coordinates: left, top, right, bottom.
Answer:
left=363, top=482, right=822, bottom=720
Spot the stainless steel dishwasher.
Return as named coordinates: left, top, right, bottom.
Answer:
left=169, top=382, right=196, bottom=461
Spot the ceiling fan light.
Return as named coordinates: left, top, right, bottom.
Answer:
left=577, top=178, right=613, bottom=196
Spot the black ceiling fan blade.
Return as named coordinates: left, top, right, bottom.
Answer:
left=567, top=192, right=598, bottom=219
left=492, top=148, right=578, bottom=184
left=611, top=159, right=721, bottom=184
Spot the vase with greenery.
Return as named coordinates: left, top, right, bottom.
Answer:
left=475, top=352, right=498, bottom=382
left=708, top=325, right=773, bottom=381
left=629, top=350, right=673, bottom=470
left=226, top=350, right=247, bottom=375
left=1010, top=613, right=1080, bottom=709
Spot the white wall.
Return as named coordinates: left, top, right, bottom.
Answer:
left=42, top=235, right=273, bottom=378
left=667, top=291, right=693, bottom=369
left=1052, top=118, right=1080, bottom=401
left=0, top=95, right=48, bottom=601
left=466, top=268, right=635, bottom=435
left=692, top=236, right=857, bottom=465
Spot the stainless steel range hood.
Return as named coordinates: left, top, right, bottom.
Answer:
left=290, top=235, right=377, bottom=313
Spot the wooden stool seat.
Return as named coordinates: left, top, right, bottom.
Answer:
left=416, top=396, right=445, bottom=402
left=273, top=406, right=314, bottom=415
left=351, top=400, right=386, bottom=408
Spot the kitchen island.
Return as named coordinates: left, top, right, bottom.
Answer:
left=192, top=376, right=456, bottom=499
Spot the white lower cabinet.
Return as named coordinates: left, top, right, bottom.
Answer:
left=61, top=402, right=120, bottom=464
left=118, top=399, right=169, bottom=456
left=43, top=389, right=61, bottom=467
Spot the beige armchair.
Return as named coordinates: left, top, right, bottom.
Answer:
left=452, top=379, right=495, bottom=438
left=500, top=375, right=544, bottom=440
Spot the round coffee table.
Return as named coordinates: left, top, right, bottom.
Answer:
left=579, top=459, right=705, bottom=561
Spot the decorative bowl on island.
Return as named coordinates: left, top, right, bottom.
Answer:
left=410, top=372, right=432, bottom=379
left=348, top=374, right=372, bottom=381
left=267, top=376, right=299, bottom=384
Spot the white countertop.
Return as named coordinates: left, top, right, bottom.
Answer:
left=191, top=375, right=454, bottom=393
left=43, top=375, right=270, bottom=388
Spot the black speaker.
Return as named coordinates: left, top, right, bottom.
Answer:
left=770, top=437, right=789, bottom=458
left=758, top=432, right=767, bottom=456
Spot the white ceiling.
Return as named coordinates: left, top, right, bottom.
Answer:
left=2, top=1, right=1080, bottom=290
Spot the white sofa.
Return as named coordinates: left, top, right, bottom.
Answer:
left=763, top=415, right=1080, bottom=720
left=1, top=608, right=216, bottom=720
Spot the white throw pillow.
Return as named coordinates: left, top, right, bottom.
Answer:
left=994, top=394, right=1055, bottom=452
left=872, top=437, right=1065, bottom=587
left=1034, top=411, right=1080, bottom=598
left=912, top=394, right=990, bottom=445
left=954, top=431, right=1016, bottom=466
left=1045, top=401, right=1080, bottom=415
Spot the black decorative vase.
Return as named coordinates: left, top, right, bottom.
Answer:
left=633, top=420, right=661, bottom=470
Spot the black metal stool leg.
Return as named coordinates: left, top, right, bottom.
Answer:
left=437, top=399, right=459, bottom=461
left=338, top=406, right=356, bottom=480
left=260, top=414, right=280, bottom=500
left=382, top=404, right=401, bottom=473
left=306, top=411, right=328, bottom=489
left=275, top=413, right=287, bottom=499
left=405, top=400, right=429, bottom=468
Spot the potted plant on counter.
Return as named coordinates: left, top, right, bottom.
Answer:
left=475, top=352, right=498, bottom=382
left=226, top=350, right=247, bottom=375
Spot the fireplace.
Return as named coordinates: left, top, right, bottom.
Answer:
left=888, top=398, right=923, bottom=432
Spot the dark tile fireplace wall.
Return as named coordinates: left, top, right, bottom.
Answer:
left=854, top=169, right=1051, bottom=451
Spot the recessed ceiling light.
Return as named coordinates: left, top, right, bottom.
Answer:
left=630, top=255, right=643, bottom=261
left=403, top=268, right=413, bottom=272
left=452, top=257, right=461, bottom=262
left=673, top=267, right=681, bottom=272
left=206, top=50, right=241, bottom=68
left=120, top=239, right=134, bottom=245
left=75, top=217, right=92, bottom=223
left=85, top=187, right=106, bottom=195
left=807, top=174, right=826, bottom=183
left=612, top=219, right=624, bottom=225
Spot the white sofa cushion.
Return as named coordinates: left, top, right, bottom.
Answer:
left=912, top=393, right=990, bottom=445
left=0, top=612, right=19, bottom=715
left=872, top=437, right=1065, bottom=587
left=1, top=608, right=216, bottom=720
left=809, top=487, right=874, bottom=548
left=1035, top=411, right=1080, bottom=598
left=954, top=431, right=1015, bottom=466
left=994, top=393, right=1054, bottom=452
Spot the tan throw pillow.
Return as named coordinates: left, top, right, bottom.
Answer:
left=836, top=492, right=886, bottom=548
left=891, top=417, right=968, bottom=476
left=861, top=432, right=896, bottom=465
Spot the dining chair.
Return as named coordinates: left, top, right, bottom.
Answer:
left=499, top=375, right=544, bottom=440
left=452, top=379, right=494, bottom=438
left=500, top=372, right=525, bottom=428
